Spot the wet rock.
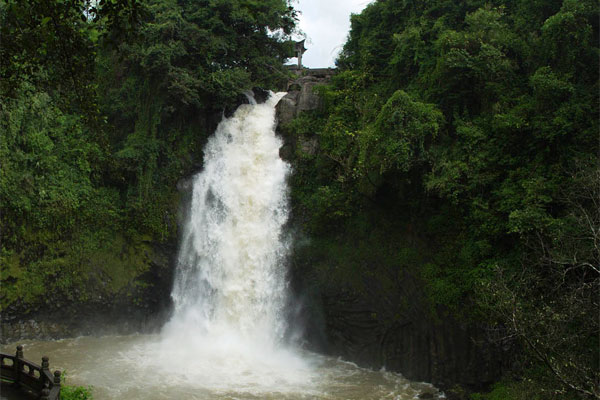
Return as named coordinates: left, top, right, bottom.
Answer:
left=224, top=93, right=250, bottom=118
left=296, top=76, right=322, bottom=112
left=276, top=73, right=330, bottom=126
left=252, top=87, right=270, bottom=104
left=275, top=71, right=334, bottom=163
left=276, top=93, right=298, bottom=126
left=306, top=282, right=505, bottom=396
left=279, top=143, right=294, bottom=161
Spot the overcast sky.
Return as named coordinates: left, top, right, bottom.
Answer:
left=289, top=0, right=372, bottom=68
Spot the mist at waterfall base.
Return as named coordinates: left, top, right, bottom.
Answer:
left=3, top=93, right=442, bottom=399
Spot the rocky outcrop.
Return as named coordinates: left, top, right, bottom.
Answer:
left=277, top=74, right=327, bottom=126
left=318, top=286, right=504, bottom=393
left=277, top=72, right=329, bottom=161
left=288, top=262, right=505, bottom=397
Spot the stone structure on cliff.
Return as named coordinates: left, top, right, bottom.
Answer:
left=294, top=40, right=307, bottom=68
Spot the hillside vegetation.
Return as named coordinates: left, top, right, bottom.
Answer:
left=1, top=0, right=296, bottom=310
left=283, top=0, right=598, bottom=398
left=1, top=0, right=598, bottom=398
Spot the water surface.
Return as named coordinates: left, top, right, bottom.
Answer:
left=2, top=335, right=443, bottom=400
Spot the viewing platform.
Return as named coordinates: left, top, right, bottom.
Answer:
left=1, top=345, right=61, bottom=400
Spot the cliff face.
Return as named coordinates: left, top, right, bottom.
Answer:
left=276, top=73, right=504, bottom=395
left=277, top=73, right=328, bottom=161
left=277, top=76, right=325, bottom=125
left=1, top=243, right=175, bottom=343
left=314, top=281, right=503, bottom=390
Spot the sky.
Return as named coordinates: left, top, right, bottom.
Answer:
left=288, top=0, right=372, bottom=68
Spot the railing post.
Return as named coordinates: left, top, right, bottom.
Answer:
left=42, top=356, right=51, bottom=389
left=42, top=356, right=50, bottom=372
left=54, top=369, right=62, bottom=399
left=14, top=345, right=23, bottom=388
left=2, top=347, right=62, bottom=399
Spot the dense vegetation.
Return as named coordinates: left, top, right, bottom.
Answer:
left=0, top=0, right=296, bottom=309
left=1, top=0, right=598, bottom=398
left=283, top=0, right=598, bottom=398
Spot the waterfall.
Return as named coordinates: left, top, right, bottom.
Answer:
left=157, top=91, right=312, bottom=392
left=168, top=91, right=289, bottom=342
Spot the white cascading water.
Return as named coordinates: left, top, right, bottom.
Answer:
left=155, top=91, right=315, bottom=394
left=168, top=92, right=289, bottom=343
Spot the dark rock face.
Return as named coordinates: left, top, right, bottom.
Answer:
left=252, top=87, right=270, bottom=104
left=320, top=287, right=503, bottom=392
left=276, top=72, right=504, bottom=396
left=290, top=255, right=505, bottom=398
left=276, top=92, right=299, bottom=127
left=224, top=88, right=272, bottom=118
left=1, top=244, right=175, bottom=344
left=224, top=93, right=251, bottom=118
left=276, top=75, right=325, bottom=126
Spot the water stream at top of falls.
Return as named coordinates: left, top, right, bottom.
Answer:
left=1, top=93, right=444, bottom=400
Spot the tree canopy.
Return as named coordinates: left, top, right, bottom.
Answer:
left=1, top=0, right=297, bottom=311
left=284, top=0, right=599, bottom=397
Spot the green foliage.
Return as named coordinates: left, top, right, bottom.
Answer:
left=1, top=0, right=297, bottom=311
left=1, top=84, right=96, bottom=241
left=61, top=371, right=94, bottom=400
left=0, top=0, right=95, bottom=114
left=363, top=90, right=443, bottom=174
left=286, top=0, right=599, bottom=396
left=95, top=0, right=298, bottom=241
left=61, top=385, right=94, bottom=400
left=471, top=369, right=583, bottom=400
